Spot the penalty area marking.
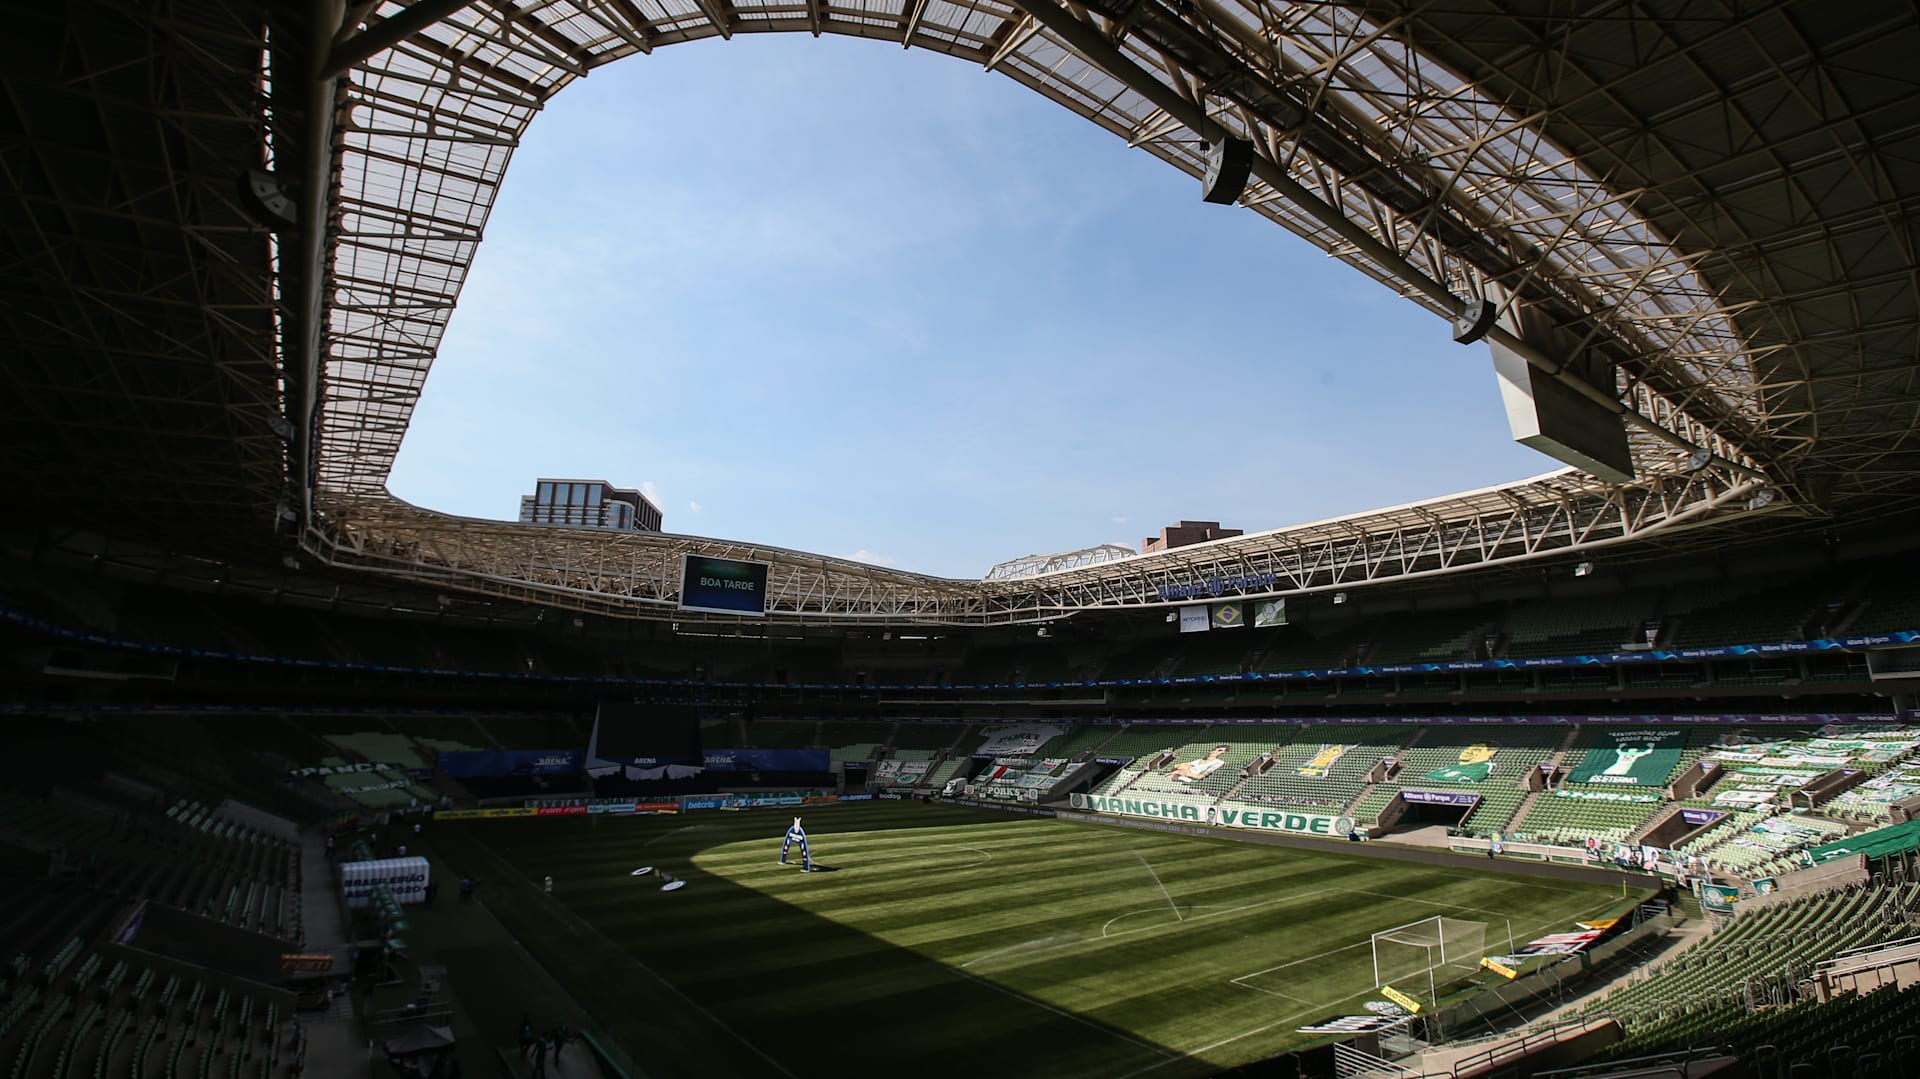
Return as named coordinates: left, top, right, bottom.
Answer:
left=794, top=844, right=992, bottom=871
left=1228, top=937, right=1373, bottom=990
left=1230, top=981, right=1316, bottom=1006
left=1183, top=896, right=1633, bottom=1077
left=1101, top=906, right=1213, bottom=938
left=1114, top=1002, right=1330, bottom=1079
left=642, top=825, right=705, bottom=847
left=1227, top=893, right=1620, bottom=988
left=960, top=936, right=1072, bottom=970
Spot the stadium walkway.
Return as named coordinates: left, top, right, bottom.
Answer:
left=295, top=830, right=372, bottom=1079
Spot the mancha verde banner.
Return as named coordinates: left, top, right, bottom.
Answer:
left=1070, top=793, right=1353, bottom=837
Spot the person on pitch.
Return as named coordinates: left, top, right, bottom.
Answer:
left=779, top=816, right=812, bottom=872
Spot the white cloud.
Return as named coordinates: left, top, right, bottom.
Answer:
left=688, top=501, right=703, bottom=513
left=642, top=481, right=663, bottom=505
left=1111, top=515, right=1129, bottom=524
left=844, top=549, right=896, bottom=567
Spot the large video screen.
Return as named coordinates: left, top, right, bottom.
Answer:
left=679, top=554, right=771, bottom=616
left=593, top=703, right=702, bottom=766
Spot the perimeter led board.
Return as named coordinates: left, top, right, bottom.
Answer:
left=679, top=554, right=771, bottom=616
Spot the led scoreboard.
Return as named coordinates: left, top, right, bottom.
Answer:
left=679, top=554, right=772, bottom=616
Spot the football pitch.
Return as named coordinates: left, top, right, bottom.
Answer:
left=435, top=802, right=1630, bottom=1078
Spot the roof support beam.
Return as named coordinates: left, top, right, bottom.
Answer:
left=1007, top=0, right=1765, bottom=486
left=324, top=0, right=479, bottom=79
left=900, top=0, right=930, bottom=47
left=692, top=0, right=735, bottom=39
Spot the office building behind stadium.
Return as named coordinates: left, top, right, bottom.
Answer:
left=519, top=479, right=663, bottom=532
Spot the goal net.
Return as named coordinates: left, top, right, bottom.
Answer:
left=1371, top=916, right=1487, bottom=1000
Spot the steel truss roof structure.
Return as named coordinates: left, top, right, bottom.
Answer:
left=316, top=463, right=1766, bottom=624
left=6, top=3, right=1913, bottom=625
left=986, top=545, right=1140, bottom=581
left=1, top=2, right=286, bottom=546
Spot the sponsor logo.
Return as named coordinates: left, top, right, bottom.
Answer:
left=1069, top=794, right=1349, bottom=837
left=291, top=762, right=407, bottom=777
left=1378, top=986, right=1423, bottom=1013
left=1156, top=572, right=1279, bottom=602
left=432, top=807, right=537, bottom=820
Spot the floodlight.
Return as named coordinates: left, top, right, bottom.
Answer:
left=1573, top=561, right=1594, bottom=577
left=1333, top=592, right=1348, bottom=604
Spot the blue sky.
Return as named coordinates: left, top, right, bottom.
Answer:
left=387, top=36, right=1550, bottom=579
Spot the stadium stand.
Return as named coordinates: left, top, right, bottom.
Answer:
left=1233, top=725, right=1411, bottom=811
left=1665, top=574, right=1847, bottom=650
left=1502, top=591, right=1656, bottom=659
left=1584, top=878, right=1920, bottom=1071
left=1365, top=608, right=1497, bottom=665
left=744, top=719, right=819, bottom=748
left=1507, top=726, right=1720, bottom=845
left=1349, top=725, right=1567, bottom=834
left=887, top=722, right=971, bottom=752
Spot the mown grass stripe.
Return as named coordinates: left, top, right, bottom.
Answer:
left=442, top=802, right=1630, bottom=1078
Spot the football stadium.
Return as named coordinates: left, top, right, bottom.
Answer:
left=5, top=3, right=1920, bottom=1078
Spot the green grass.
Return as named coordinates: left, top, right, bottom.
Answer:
left=435, top=803, right=1624, bottom=1079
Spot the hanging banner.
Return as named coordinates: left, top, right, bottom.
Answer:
left=972, top=724, right=1065, bottom=757
left=1254, top=599, right=1288, bottom=627
left=1296, top=745, right=1353, bottom=778
left=1513, top=930, right=1604, bottom=956
left=701, top=749, right=831, bottom=772
left=1069, top=793, right=1352, bottom=837
left=1569, top=729, right=1687, bottom=786
left=436, top=749, right=582, bottom=778
left=1700, top=884, right=1741, bottom=912
left=1424, top=745, right=1498, bottom=783
left=1297, top=1014, right=1399, bottom=1034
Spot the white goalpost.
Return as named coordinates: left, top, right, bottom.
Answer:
left=1370, top=915, right=1488, bottom=1006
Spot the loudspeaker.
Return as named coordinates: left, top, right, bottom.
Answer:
left=1201, top=136, right=1254, bottom=205
left=239, top=168, right=298, bottom=230
left=1452, top=297, right=1497, bottom=344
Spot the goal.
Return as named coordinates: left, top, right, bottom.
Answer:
left=1370, top=916, right=1487, bottom=1004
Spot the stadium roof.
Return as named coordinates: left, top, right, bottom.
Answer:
left=4, top=1, right=1916, bottom=622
